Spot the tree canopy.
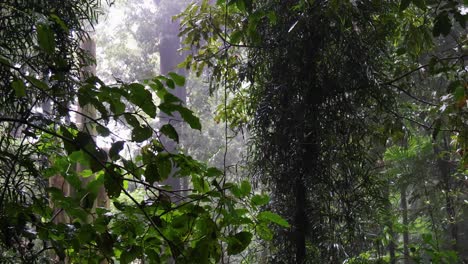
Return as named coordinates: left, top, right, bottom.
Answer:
left=0, top=0, right=467, bottom=263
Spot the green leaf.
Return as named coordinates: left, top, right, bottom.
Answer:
left=124, top=113, right=140, bottom=128
left=251, top=194, right=269, bottom=206
left=69, top=150, right=87, bottom=164
left=109, top=141, right=125, bottom=161
left=160, top=124, right=179, bottom=143
left=164, top=93, right=182, bottom=104
left=258, top=211, right=290, bottom=227
left=88, top=147, right=108, bottom=173
left=80, top=169, right=93, bottom=178
left=433, top=12, right=452, bottom=37
left=158, top=102, right=178, bottom=116
left=177, top=106, right=202, bottom=130
left=230, top=31, right=243, bottom=44
left=267, top=11, right=277, bottom=24
left=256, top=224, right=273, bottom=241
left=166, top=79, right=175, bottom=89
left=78, top=224, right=96, bottom=244
left=76, top=131, right=93, bottom=149
left=453, top=84, right=465, bottom=101
left=104, top=169, right=122, bottom=198
left=235, top=0, right=246, bottom=12
left=131, top=125, right=153, bottom=143
left=144, top=162, right=160, bottom=185
left=156, top=154, right=172, bottom=181
left=37, top=24, right=55, bottom=54
left=226, top=232, right=252, bottom=255
left=230, top=184, right=243, bottom=198
left=12, top=79, right=26, bottom=97
left=120, top=246, right=143, bottom=264
left=96, top=124, right=110, bottom=137
left=149, top=78, right=164, bottom=91
left=97, top=233, right=114, bottom=256
left=206, top=167, right=223, bottom=177
left=60, top=126, right=77, bottom=154
left=240, top=180, right=251, bottom=196
left=109, top=97, right=126, bottom=115
left=127, top=83, right=156, bottom=118
left=193, top=176, right=210, bottom=193
left=168, top=72, right=186, bottom=86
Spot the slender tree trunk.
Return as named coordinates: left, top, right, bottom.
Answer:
left=383, top=182, right=396, bottom=264
left=295, top=177, right=306, bottom=264
left=401, top=185, right=410, bottom=264
left=434, top=137, right=458, bottom=252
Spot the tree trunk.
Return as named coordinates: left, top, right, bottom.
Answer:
left=383, top=182, right=396, bottom=264
left=434, top=137, right=458, bottom=252
left=77, top=35, right=109, bottom=211
left=158, top=16, right=187, bottom=195
left=295, top=177, right=306, bottom=264
left=401, top=185, right=410, bottom=264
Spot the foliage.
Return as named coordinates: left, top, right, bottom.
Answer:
left=0, top=0, right=288, bottom=263
left=179, top=0, right=398, bottom=263
left=1, top=0, right=466, bottom=262
left=177, top=0, right=467, bottom=263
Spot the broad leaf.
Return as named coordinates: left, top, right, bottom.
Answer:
left=251, top=194, right=269, bottom=206
left=156, top=154, right=172, bottom=181
left=258, top=211, right=290, bottom=227
left=131, top=125, right=153, bottom=143
left=144, top=162, right=161, bottom=185
left=104, top=169, right=122, bottom=198
left=226, top=232, right=252, bottom=255
left=178, top=106, right=202, bottom=130
left=240, top=180, right=251, bottom=196
left=109, top=141, right=125, bottom=161
left=256, top=224, right=273, bottom=241
left=127, top=83, right=156, bottom=118
left=160, top=124, right=179, bottom=143
left=168, top=72, right=186, bottom=86
left=120, top=246, right=143, bottom=264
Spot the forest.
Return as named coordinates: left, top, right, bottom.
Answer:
left=0, top=0, right=467, bottom=263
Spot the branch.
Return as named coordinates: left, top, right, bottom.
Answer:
left=381, top=55, right=466, bottom=86
left=387, top=83, right=437, bottom=106
left=0, top=116, right=186, bottom=259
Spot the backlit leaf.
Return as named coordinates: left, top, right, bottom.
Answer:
left=168, top=72, right=186, bottom=86
left=258, top=211, right=290, bottom=227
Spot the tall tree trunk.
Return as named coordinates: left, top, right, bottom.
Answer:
left=383, top=182, right=396, bottom=264
left=401, top=185, right=410, bottom=264
left=77, top=35, right=109, bottom=211
left=159, top=16, right=187, bottom=195
left=434, top=136, right=458, bottom=252
left=295, top=177, right=306, bottom=264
